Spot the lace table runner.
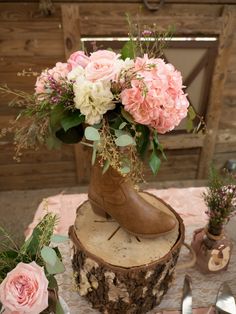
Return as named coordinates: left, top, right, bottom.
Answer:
left=27, top=187, right=236, bottom=313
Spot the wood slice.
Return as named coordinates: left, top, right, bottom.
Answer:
left=69, top=192, right=185, bottom=314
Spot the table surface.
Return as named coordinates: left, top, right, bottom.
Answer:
left=27, top=187, right=236, bottom=314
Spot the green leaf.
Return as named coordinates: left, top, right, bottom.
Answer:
left=46, top=257, right=65, bottom=275
left=55, top=124, right=84, bottom=144
left=114, top=129, right=126, bottom=138
left=92, top=142, right=98, bottom=165
left=50, top=235, right=68, bottom=244
left=121, top=41, right=136, bottom=60
left=41, top=246, right=57, bottom=266
left=56, top=300, right=65, bottom=314
left=84, top=126, right=100, bottom=141
left=61, top=113, right=85, bottom=132
left=136, top=125, right=150, bottom=159
left=186, top=119, right=194, bottom=133
left=121, top=108, right=135, bottom=124
left=47, top=275, right=58, bottom=290
left=115, top=134, right=135, bottom=147
left=50, top=104, right=65, bottom=130
left=46, top=134, right=62, bottom=149
left=119, top=122, right=127, bottom=130
left=188, top=105, right=196, bottom=120
left=149, top=152, right=161, bottom=175
left=120, top=166, right=131, bottom=174
left=102, top=159, right=110, bottom=174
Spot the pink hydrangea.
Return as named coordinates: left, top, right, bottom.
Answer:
left=121, top=55, right=189, bottom=134
left=35, top=62, right=69, bottom=94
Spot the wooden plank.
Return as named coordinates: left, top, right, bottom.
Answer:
left=0, top=21, right=62, bottom=39
left=159, top=133, right=205, bottom=149
left=0, top=38, right=64, bottom=57
left=215, top=129, right=236, bottom=153
left=0, top=173, right=77, bottom=191
left=197, top=5, right=236, bottom=179
left=213, top=151, right=236, bottom=170
left=61, top=4, right=85, bottom=184
left=0, top=3, right=61, bottom=21
left=1, top=1, right=234, bottom=4
left=77, top=3, right=223, bottom=35
left=0, top=161, right=75, bottom=176
left=0, top=56, right=58, bottom=73
left=0, top=143, right=74, bottom=164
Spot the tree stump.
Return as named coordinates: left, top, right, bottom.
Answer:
left=69, top=192, right=185, bottom=314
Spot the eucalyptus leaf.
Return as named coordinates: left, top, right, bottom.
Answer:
left=102, top=160, right=110, bottom=174
left=84, top=126, right=100, bottom=141
left=115, top=134, right=135, bottom=147
left=61, top=113, right=85, bottom=132
left=50, top=234, right=68, bottom=244
left=41, top=246, right=57, bottom=266
left=149, top=152, right=161, bottom=175
left=119, top=122, right=127, bottom=130
left=120, top=166, right=131, bottom=174
left=46, top=257, right=65, bottom=275
left=92, top=142, right=98, bottom=165
left=114, top=129, right=126, bottom=138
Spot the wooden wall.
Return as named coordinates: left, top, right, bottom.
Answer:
left=0, top=1, right=235, bottom=190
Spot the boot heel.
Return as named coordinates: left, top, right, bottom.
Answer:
left=90, top=202, right=111, bottom=219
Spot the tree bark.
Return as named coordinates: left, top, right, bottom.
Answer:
left=69, top=192, right=185, bottom=314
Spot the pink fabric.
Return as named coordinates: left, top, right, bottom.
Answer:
left=26, top=187, right=208, bottom=237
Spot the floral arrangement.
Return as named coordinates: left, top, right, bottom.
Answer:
left=0, top=26, right=201, bottom=182
left=0, top=213, right=67, bottom=314
left=203, top=167, right=236, bottom=235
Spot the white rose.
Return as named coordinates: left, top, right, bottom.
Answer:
left=73, top=78, right=115, bottom=125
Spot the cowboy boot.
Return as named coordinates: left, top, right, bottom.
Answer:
left=88, top=162, right=177, bottom=238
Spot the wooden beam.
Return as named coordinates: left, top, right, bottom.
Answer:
left=159, top=133, right=205, bottom=150
left=197, top=5, right=236, bottom=179
left=61, top=4, right=86, bottom=184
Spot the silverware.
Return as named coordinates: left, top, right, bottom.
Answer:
left=216, top=282, right=236, bottom=314
left=181, top=274, right=192, bottom=314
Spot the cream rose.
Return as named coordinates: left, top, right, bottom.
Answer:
left=85, top=50, right=122, bottom=82
left=73, top=77, right=115, bottom=125
left=0, top=262, right=49, bottom=314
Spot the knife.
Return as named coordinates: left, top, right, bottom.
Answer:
left=181, top=274, right=192, bottom=314
left=215, top=282, right=236, bottom=314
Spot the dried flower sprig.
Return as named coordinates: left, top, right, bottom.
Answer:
left=203, top=167, right=236, bottom=234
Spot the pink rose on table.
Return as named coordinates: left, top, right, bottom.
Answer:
left=0, top=262, right=49, bottom=314
left=67, top=50, right=90, bottom=71
left=85, top=50, right=122, bottom=82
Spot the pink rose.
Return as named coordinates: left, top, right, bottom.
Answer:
left=85, top=50, right=121, bottom=82
left=0, top=262, right=49, bottom=314
left=67, top=51, right=90, bottom=71
left=48, top=62, right=69, bottom=81
left=35, top=62, right=68, bottom=94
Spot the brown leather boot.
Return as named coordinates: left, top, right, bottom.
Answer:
left=88, top=162, right=177, bottom=238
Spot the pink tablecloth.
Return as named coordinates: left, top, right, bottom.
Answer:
left=26, top=187, right=236, bottom=314
left=26, top=187, right=208, bottom=235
